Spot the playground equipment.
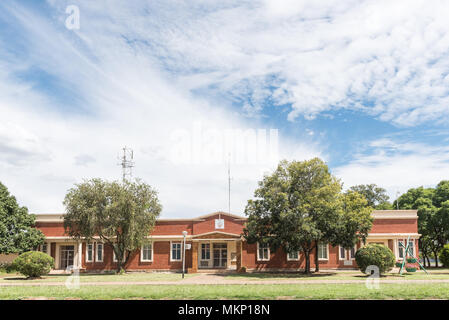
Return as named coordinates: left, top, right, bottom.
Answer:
left=398, top=235, right=428, bottom=275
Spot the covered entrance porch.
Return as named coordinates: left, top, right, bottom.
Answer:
left=188, top=232, right=243, bottom=273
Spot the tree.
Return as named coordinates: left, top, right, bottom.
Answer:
left=63, top=178, right=162, bottom=272
left=0, top=182, right=44, bottom=254
left=349, top=184, right=391, bottom=209
left=395, top=184, right=449, bottom=268
left=243, top=158, right=373, bottom=274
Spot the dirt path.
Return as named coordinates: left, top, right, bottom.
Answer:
left=0, top=274, right=448, bottom=286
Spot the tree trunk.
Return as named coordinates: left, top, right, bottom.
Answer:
left=314, top=244, right=319, bottom=272
left=427, top=257, right=431, bottom=268
left=434, top=251, right=439, bottom=268
left=304, top=251, right=311, bottom=274
left=422, top=254, right=427, bottom=268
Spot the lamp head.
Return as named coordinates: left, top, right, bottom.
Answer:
left=182, top=231, right=188, bottom=236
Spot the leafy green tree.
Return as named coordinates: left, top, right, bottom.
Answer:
left=349, top=184, right=391, bottom=209
left=0, top=182, right=44, bottom=254
left=243, top=158, right=373, bottom=273
left=395, top=184, right=449, bottom=267
left=63, top=178, right=162, bottom=272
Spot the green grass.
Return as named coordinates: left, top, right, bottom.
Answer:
left=1, top=283, right=449, bottom=300
left=0, top=272, right=197, bottom=283
left=221, top=269, right=449, bottom=281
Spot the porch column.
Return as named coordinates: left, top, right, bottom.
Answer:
left=77, top=242, right=82, bottom=269
left=189, top=242, right=198, bottom=273
left=236, top=240, right=242, bottom=272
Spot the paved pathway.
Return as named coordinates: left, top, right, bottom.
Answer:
left=0, top=274, right=447, bottom=286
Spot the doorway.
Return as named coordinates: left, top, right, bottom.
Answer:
left=213, top=243, right=227, bottom=268
left=60, top=245, right=75, bottom=270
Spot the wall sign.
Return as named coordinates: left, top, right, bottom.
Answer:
left=215, top=219, right=225, bottom=229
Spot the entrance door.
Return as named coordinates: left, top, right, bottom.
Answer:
left=60, top=245, right=75, bottom=270
left=213, top=243, right=227, bottom=268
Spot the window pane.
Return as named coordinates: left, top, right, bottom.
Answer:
left=340, top=246, right=345, bottom=259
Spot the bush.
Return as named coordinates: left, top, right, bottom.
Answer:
left=13, top=251, right=54, bottom=278
left=395, top=262, right=403, bottom=268
left=239, top=266, right=247, bottom=273
left=439, top=244, right=449, bottom=268
left=355, top=244, right=395, bottom=274
left=0, top=262, right=16, bottom=273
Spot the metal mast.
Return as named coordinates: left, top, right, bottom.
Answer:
left=118, top=146, right=134, bottom=182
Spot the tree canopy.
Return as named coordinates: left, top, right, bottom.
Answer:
left=349, top=184, right=391, bottom=209
left=63, top=178, right=162, bottom=272
left=0, top=182, right=44, bottom=254
left=395, top=181, right=449, bottom=267
left=243, top=158, right=373, bottom=273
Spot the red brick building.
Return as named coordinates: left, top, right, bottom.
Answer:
left=34, top=210, right=420, bottom=272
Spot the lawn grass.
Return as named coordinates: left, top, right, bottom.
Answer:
left=1, top=283, right=449, bottom=300
left=219, top=268, right=449, bottom=281
left=0, top=272, right=197, bottom=283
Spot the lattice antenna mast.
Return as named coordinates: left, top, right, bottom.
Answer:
left=228, top=153, right=231, bottom=214
left=117, top=146, right=134, bottom=182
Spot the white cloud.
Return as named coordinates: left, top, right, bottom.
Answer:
left=0, top=1, right=323, bottom=217
left=334, top=138, right=449, bottom=200
left=80, top=0, right=449, bottom=126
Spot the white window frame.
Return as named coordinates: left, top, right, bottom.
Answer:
left=86, top=243, right=93, bottom=263
left=407, top=240, right=415, bottom=257
left=339, top=246, right=347, bottom=260
left=398, top=240, right=405, bottom=259
left=349, top=245, right=357, bottom=260
left=200, top=243, right=211, bottom=261
left=96, top=242, right=104, bottom=262
left=287, top=250, right=300, bottom=261
left=40, top=242, right=48, bottom=254
left=257, top=242, right=270, bottom=261
left=170, top=241, right=182, bottom=262
left=318, top=242, right=329, bottom=261
left=140, top=243, right=153, bottom=262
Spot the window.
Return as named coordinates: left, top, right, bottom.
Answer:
left=287, top=250, right=299, bottom=261
left=171, top=242, right=182, bottom=261
left=339, top=246, right=346, bottom=260
left=398, top=240, right=404, bottom=259
left=201, top=243, right=210, bottom=260
left=96, top=243, right=104, bottom=262
left=39, top=243, right=48, bottom=254
left=141, top=243, right=153, bottom=262
left=257, top=243, right=270, bottom=261
left=86, top=243, right=93, bottom=262
left=318, top=243, right=328, bottom=260
left=350, top=245, right=357, bottom=259
left=407, top=240, right=415, bottom=256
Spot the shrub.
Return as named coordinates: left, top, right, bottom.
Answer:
left=355, top=244, right=395, bottom=274
left=439, top=244, right=449, bottom=268
left=395, top=262, right=403, bottom=268
left=13, top=251, right=54, bottom=278
left=239, top=266, right=247, bottom=273
left=0, top=262, right=16, bottom=273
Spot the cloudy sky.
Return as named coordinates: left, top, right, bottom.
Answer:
left=1, top=0, right=449, bottom=218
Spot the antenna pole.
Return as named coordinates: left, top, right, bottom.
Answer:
left=228, top=153, right=231, bottom=214
left=118, top=146, right=135, bottom=182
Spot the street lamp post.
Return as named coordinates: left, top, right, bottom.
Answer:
left=182, top=230, right=187, bottom=279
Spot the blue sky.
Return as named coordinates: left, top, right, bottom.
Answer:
left=1, top=0, right=449, bottom=217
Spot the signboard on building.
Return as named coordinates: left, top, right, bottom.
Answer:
left=215, top=219, right=225, bottom=229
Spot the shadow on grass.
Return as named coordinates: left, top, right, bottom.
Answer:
left=218, top=272, right=339, bottom=279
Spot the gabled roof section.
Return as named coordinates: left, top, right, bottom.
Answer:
left=192, top=231, right=242, bottom=238
left=371, top=210, right=418, bottom=219
left=194, top=211, right=246, bottom=220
